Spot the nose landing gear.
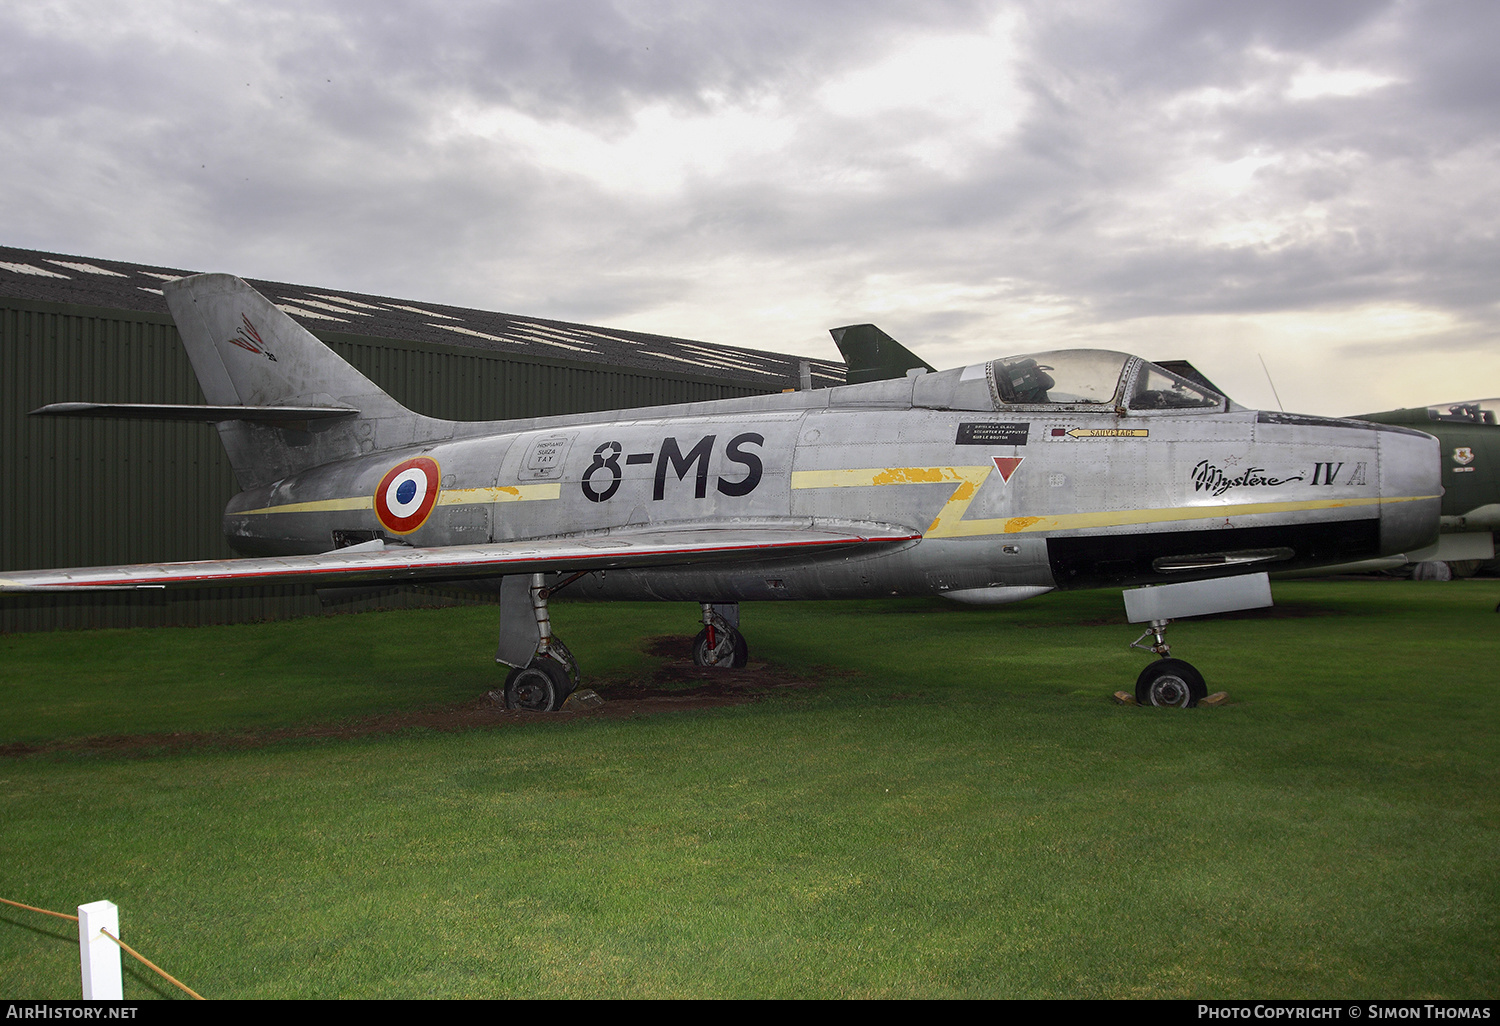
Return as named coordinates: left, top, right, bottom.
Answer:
left=1121, top=575, right=1270, bottom=709
left=1130, top=618, right=1208, bottom=708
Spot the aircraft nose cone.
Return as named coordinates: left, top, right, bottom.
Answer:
left=1378, top=427, right=1442, bottom=555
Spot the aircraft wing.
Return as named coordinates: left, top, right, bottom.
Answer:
left=30, top=402, right=359, bottom=423
left=0, top=522, right=921, bottom=593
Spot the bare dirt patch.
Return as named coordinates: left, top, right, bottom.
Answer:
left=0, top=637, right=831, bottom=760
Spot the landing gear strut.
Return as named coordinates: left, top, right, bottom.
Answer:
left=499, top=573, right=581, bottom=711
left=692, top=602, right=748, bottom=668
left=1129, top=618, right=1207, bottom=708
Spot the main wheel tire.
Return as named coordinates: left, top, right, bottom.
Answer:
left=1412, top=560, right=1453, bottom=581
left=504, top=659, right=568, bottom=711
left=692, top=625, right=749, bottom=668
left=1135, top=658, right=1207, bottom=708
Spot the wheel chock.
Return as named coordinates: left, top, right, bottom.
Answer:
left=562, top=688, right=605, bottom=710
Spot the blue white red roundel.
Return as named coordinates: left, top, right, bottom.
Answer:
left=375, top=457, right=441, bottom=534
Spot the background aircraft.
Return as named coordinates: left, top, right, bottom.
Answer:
left=829, top=324, right=934, bottom=384
left=1352, top=400, right=1498, bottom=579
left=2, top=276, right=1440, bottom=708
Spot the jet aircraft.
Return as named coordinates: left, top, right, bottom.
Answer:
left=1, top=275, right=1441, bottom=708
left=1353, top=399, right=1498, bottom=576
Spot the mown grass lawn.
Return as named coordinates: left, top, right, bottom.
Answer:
left=1, top=580, right=1496, bottom=998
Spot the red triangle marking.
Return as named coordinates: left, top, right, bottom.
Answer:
left=993, top=456, right=1024, bottom=482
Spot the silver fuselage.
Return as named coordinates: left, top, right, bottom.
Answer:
left=222, top=361, right=1441, bottom=604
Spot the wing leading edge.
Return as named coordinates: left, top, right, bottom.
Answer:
left=30, top=403, right=359, bottom=423
left=0, top=522, right=921, bottom=593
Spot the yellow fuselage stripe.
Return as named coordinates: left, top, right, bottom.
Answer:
left=944, top=494, right=1431, bottom=538
left=234, top=483, right=562, bottom=516
left=790, top=465, right=1436, bottom=537
left=790, top=466, right=995, bottom=488
left=791, top=466, right=996, bottom=536
left=437, top=484, right=563, bottom=505
left=234, top=496, right=371, bottom=515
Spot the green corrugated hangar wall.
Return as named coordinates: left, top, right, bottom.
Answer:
left=1, top=297, right=768, bottom=632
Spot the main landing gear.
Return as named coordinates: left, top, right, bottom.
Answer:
left=692, top=602, right=748, bottom=669
left=494, top=583, right=752, bottom=710
left=1130, top=618, right=1208, bottom=708
left=497, top=573, right=582, bottom=712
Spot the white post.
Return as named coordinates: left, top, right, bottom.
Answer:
left=77, top=900, right=123, bottom=1000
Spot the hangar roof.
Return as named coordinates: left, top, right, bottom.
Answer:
left=0, top=245, right=845, bottom=390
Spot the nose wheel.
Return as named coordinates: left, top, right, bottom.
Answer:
left=1129, top=618, right=1207, bottom=708
left=1135, top=658, right=1207, bottom=708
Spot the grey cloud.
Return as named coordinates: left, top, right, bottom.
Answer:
left=260, top=0, right=1000, bottom=129
left=1021, top=0, right=1391, bottom=100
left=4, top=0, right=1500, bottom=389
left=1399, top=1, right=1500, bottom=117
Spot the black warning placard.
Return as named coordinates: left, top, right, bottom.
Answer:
left=956, top=422, right=1029, bottom=446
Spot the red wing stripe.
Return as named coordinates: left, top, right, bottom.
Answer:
left=15, top=532, right=923, bottom=589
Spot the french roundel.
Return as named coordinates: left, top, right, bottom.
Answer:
left=375, top=457, right=440, bottom=534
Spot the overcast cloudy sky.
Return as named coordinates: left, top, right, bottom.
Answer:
left=3, top=0, right=1498, bottom=414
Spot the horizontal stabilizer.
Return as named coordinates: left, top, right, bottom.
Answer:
left=0, top=522, right=922, bottom=593
left=30, top=402, right=359, bottom=423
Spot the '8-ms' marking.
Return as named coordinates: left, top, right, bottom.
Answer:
left=582, top=442, right=624, bottom=502
left=582, top=433, right=763, bottom=503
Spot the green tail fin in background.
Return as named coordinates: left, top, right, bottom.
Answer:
left=829, top=324, right=935, bottom=385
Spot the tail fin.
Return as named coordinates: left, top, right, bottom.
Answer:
left=163, top=274, right=436, bottom=489
left=829, top=324, right=935, bottom=385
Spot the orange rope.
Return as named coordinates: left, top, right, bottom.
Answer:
left=0, top=897, right=77, bottom=922
left=100, top=928, right=204, bottom=1001
left=2, top=896, right=204, bottom=1000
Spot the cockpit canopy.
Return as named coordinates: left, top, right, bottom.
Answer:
left=1356, top=397, right=1500, bottom=427
left=909, top=350, right=1227, bottom=414
left=1424, top=399, right=1499, bottom=425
